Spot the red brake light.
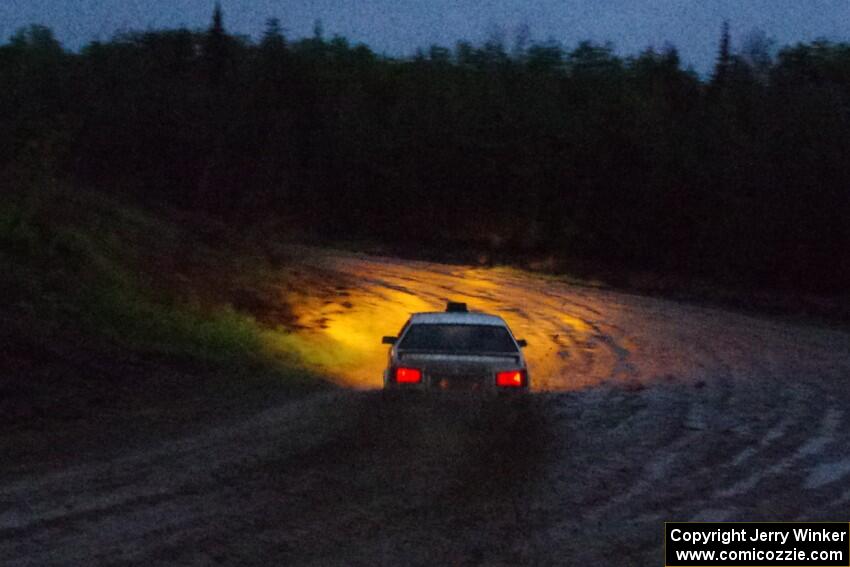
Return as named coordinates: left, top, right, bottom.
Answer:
left=395, top=367, right=422, bottom=384
left=496, top=370, right=527, bottom=388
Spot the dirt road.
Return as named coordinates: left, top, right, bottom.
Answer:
left=3, top=247, right=850, bottom=565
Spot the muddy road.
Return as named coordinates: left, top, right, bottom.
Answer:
left=3, top=247, right=850, bottom=565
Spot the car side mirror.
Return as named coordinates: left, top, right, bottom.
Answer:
left=382, top=336, right=397, bottom=345
left=516, top=339, right=528, bottom=348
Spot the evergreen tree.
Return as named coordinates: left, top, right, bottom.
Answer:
left=261, top=17, right=286, bottom=51
left=711, top=21, right=732, bottom=87
left=204, top=2, right=229, bottom=86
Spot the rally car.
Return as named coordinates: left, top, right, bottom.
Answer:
left=382, top=302, right=530, bottom=393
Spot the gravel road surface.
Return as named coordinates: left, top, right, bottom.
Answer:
left=3, top=247, right=849, bottom=565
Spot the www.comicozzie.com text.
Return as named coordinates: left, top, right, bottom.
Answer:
left=669, top=527, right=848, bottom=546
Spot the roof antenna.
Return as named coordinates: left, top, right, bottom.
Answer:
left=446, top=301, right=468, bottom=313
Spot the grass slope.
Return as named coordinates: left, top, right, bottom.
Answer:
left=0, top=184, right=327, bottom=454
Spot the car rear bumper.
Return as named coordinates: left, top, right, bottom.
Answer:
left=383, top=380, right=530, bottom=394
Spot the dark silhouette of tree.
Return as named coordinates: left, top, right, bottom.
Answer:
left=455, top=41, right=475, bottom=66
left=9, top=24, right=63, bottom=53
left=428, top=45, right=451, bottom=63
left=1, top=25, right=69, bottom=188
left=262, top=18, right=286, bottom=49
left=258, top=17, right=289, bottom=81
left=711, top=21, right=732, bottom=87
left=203, top=2, right=229, bottom=86
left=2, top=20, right=849, bottom=291
left=526, top=39, right=563, bottom=72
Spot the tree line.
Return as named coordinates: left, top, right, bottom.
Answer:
left=2, top=7, right=849, bottom=291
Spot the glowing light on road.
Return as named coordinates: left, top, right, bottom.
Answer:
left=266, top=247, right=621, bottom=391
left=271, top=275, right=437, bottom=387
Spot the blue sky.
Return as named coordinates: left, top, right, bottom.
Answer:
left=2, top=1, right=849, bottom=73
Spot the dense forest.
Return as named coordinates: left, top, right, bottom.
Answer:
left=2, top=6, right=849, bottom=292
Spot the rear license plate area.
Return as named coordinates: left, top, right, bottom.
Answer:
left=431, top=375, right=484, bottom=392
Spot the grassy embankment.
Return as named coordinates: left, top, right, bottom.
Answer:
left=0, top=183, right=328, bottom=441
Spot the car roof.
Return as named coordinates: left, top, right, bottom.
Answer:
left=409, top=312, right=508, bottom=327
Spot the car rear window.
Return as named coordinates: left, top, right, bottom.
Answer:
left=398, top=324, right=518, bottom=353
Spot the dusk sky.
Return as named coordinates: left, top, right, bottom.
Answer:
left=2, top=0, right=849, bottom=73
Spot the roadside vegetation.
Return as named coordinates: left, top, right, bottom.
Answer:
left=0, top=182, right=325, bottom=437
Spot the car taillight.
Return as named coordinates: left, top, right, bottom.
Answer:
left=395, top=367, right=422, bottom=384
left=496, top=370, right=527, bottom=388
